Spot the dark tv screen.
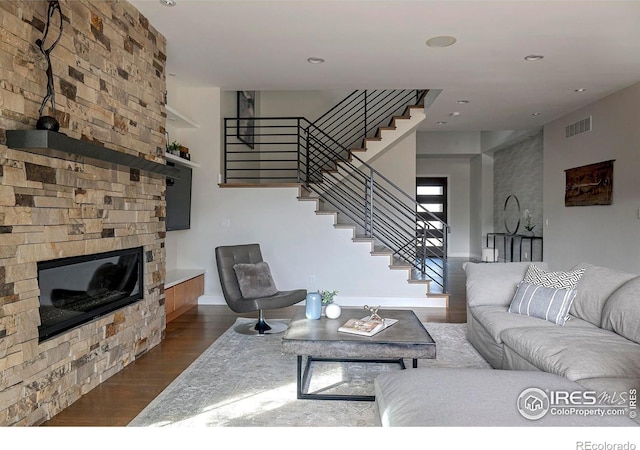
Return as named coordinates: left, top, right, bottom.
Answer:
left=166, top=162, right=192, bottom=231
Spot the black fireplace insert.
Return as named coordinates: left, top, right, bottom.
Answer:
left=37, top=246, right=143, bottom=341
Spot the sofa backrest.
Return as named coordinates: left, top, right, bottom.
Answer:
left=464, top=262, right=549, bottom=308
left=601, top=275, right=640, bottom=344
left=570, top=263, right=638, bottom=327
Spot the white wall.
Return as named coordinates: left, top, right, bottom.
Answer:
left=417, top=131, right=481, bottom=156
left=469, top=153, right=494, bottom=259
left=370, top=131, right=417, bottom=199
left=258, top=90, right=350, bottom=122
left=543, top=82, right=640, bottom=272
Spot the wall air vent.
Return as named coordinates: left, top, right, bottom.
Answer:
left=565, top=116, right=592, bottom=138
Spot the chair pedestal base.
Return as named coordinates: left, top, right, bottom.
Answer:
left=234, top=310, right=288, bottom=335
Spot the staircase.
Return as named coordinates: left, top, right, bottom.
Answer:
left=223, top=89, right=450, bottom=302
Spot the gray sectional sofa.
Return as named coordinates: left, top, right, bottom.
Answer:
left=374, top=261, right=640, bottom=426
left=465, top=261, right=640, bottom=395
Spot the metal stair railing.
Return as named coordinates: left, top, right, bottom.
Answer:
left=302, top=126, right=449, bottom=289
left=312, top=89, right=426, bottom=152
left=223, top=89, right=449, bottom=290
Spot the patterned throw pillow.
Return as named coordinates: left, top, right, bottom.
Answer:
left=524, top=264, right=585, bottom=289
left=508, top=281, right=577, bottom=325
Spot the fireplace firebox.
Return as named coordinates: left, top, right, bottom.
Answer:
left=37, top=247, right=144, bottom=341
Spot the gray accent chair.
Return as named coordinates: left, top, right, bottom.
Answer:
left=215, top=243, right=307, bottom=335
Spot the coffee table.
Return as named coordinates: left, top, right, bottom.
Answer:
left=281, top=307, right=436, bottom=401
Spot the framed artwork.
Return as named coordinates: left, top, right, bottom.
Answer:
left=237, top=90, right=255, bottom=149
left=565, top=160, right=614, bottom=206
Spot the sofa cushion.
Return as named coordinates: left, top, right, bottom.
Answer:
left=464, top=262, right=549, bottom=308
left=469, top=305, right=595, bottom=344
left=500, top=326, right=640, bottom=383
left=524, top=263, right=585, bottom=289
left=508, top=281, right=576, bottom=325
left=570, top=263, right=637, bottom=326
left=232, top=261, right=278, bottom=298
left=374, top=368, right=636, bottom=427
left=601, top=276, right=640, bottom=344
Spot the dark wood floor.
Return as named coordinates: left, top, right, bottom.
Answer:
left=42, top=258, right=469, bottom=427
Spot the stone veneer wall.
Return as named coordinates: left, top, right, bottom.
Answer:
left=493, top=131, right=543, bottom=234
left=493, top=132, right=543, bottom=261
left=0, top=0, right=167, bottom=425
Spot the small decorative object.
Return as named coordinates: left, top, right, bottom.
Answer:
left=237, top=90, right=255, bottom=149
left=565, top=160, right=614, bottom=207
left=522, top=209, right=535, bottom=235
left=503, top=194, right=521, bottom=235
left=325, top=303, right=342, bottom=319
left=319, top=290, right=338, bottom=305
left=36, top=1, right=63, bottom=132
left=305, top=291, right=322, bottom=320
left=364, top=305, right=383, bottom=323
left=319, top=289, right=339, bottom=317
left=168, top=141, right=181, bottom=155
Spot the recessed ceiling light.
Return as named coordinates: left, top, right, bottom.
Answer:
left=456, top=100, right=469, bottom=104
left=524, top=55, right=544, bottom=61
left=159, top=0, right=176, bottom=6
left=574, top=88, right=587, bottom=92
left=531, top=112, right=541, bottom=116
left=307, top=57, right=325, bottom=64
left=436, top=121, right=447, bottom=125
left=168, top=72, right=176, bottom=77
left=426, top=36, right=457, bottom=48
left=450, top=112, right=461, bottom=117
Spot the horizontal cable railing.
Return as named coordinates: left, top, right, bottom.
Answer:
left=222, top=89, right=449, bottom=290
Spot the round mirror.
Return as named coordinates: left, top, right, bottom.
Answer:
left=503, top=195, right=521, bottom=235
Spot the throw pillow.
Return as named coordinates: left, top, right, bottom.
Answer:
left=524, top=264, right=585, bottom=289
left=508, top=281, right=577, bottom=325
left=233, top=261, right=278, bottom=299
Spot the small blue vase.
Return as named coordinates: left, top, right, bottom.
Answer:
left=305, top=292, right=322, bottom=320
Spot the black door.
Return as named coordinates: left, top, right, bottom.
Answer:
left=416, top=177, right=447, bottom=258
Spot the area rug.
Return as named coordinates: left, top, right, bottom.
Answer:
left=128, top=318, right=490, bottom=427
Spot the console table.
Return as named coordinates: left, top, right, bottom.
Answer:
left=164, top=269, right=205, bottom=322
left=486, top=233, right=543, bottom=263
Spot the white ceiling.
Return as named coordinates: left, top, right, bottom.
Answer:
left=129, top=0, right=640, bottom=132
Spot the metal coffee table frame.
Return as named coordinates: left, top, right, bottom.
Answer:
left=282, top=308, right=436, bottom=402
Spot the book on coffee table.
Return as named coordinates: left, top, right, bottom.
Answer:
left=338, top=316, right=398, bottom=337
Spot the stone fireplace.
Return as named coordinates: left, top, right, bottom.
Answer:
left=0, top=1, right=168, bottom=425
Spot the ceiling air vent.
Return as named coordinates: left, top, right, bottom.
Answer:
left=565, top=116, right=592, bottom=138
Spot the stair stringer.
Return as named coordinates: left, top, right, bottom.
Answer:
left=297, top=187, right=449, bottom=307
left=323, top=105, right=426, bottom=185
left=349, top=105, right=426, bottom=168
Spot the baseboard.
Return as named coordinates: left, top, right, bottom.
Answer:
left=198, top=294, right=447, bottom=308
left=198, top=295, right=226, bottom=305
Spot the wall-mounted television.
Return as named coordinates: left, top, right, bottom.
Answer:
left=166, top=162, right=192, bottom=231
